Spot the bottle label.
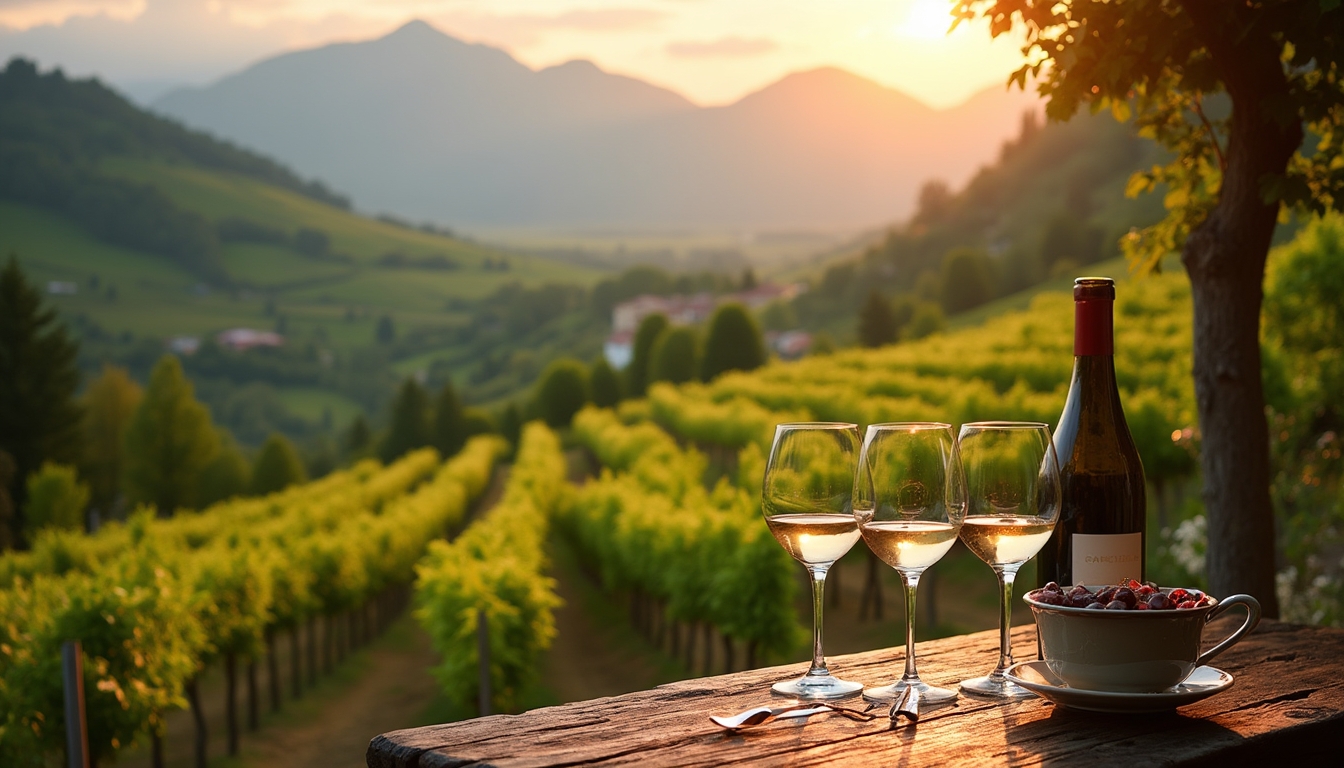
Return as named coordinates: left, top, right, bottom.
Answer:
left=1071, top=532, right=1142, bottom=586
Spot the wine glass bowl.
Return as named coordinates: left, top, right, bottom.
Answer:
left=854, top=422, right=965, bottom=705
left=956, top=421, right=1062, bottom=699
left=762, top=422, right=864, bottom=699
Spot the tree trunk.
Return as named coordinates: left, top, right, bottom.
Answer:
left=1177, top=2, right=1303, bottom=617
left=291, top=626, right=302, bottom=699
left=151, top=729, right=164, bottom=768
left=701, top=623, right=714, bottom=676
left=323, top=614, right=334, bottom=673
left=247, top=656, right=259, bottom=731
left=307, top=616, right=318, bottom=686
left=225, top=652, right=239, bottom=756
left=267, top=628, right=281, bottom=712
left=186, top=676, right=207, bottom=768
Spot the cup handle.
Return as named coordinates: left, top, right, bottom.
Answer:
left=1196, top=594, right=1261, bottom=668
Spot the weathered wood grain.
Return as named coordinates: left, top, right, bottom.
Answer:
left=368, top=620, right=1344, bottom=767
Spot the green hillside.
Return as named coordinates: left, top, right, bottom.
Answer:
left=787, top=110, right=1170, bottom=341
left=1, top=58, right=606, bottom=447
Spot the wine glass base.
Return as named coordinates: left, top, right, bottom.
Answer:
left=960, top=675, right=1037, bottom=699
left=863, top=679, right=959, bottom=705
left=771, top=674, right=864, bottom=700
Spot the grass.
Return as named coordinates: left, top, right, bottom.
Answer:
left=4, top=155, right=614, bottom=416
left=275, top=387, right=366, bottom=427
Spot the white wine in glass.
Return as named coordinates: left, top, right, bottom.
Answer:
left=762, top=422, right=864, bottom=699
left=956, top=422, right=1061, bottom=699
left=855, top=422, right=966, bottom=706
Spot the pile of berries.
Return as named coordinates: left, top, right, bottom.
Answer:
left=1030, top=579, right=1216, bottom=611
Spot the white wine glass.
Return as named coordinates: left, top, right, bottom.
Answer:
left=956, top=422, right=1061, bottom=699
left=762, top=422, right=864, bottom=699
left=854, top=422, right=965, bottom=705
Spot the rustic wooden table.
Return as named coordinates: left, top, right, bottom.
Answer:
left=368, top=619, right=1344, bottom=767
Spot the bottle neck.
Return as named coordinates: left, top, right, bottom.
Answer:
left=1074, top=297, right=1113, bottom=356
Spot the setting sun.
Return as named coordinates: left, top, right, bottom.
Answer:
left=898, top=0, right=959, bottom=39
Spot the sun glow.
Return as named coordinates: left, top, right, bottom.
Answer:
left=897, top=0, right=958, bottom=40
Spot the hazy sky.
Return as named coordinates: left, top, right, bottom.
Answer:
left=0, top=0, right=1032, bottom=108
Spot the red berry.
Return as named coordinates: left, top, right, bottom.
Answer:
left=1169, top=588, right=1190, bottom=603
left=1127, top=579, right=1143, bottom=590
left=1136, top=585, right=1156, bottom=597
left=1135, top=602, right=1151, bottom=610
left=1177, top=600, right=1198, bottom=610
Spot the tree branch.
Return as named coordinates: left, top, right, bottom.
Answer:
left=1191, top=93, right=1227, bottom=173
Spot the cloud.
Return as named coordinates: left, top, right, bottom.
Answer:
left=665, top=35, right=777, bottom=59
left=542, top=8, right=666, bottom=32
left=0, top=0, right=142, bottom=29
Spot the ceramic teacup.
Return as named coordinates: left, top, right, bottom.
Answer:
left=1024, top=587, right=1261, bottom=693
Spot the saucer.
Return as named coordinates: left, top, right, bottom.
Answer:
left=1004, top=661, right=1234, bottom=713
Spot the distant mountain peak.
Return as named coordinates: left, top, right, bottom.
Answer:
left=542, top=59, right=603, bottom=74
left=386, top=19, right=444, bottom=40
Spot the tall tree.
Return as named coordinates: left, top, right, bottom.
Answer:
left=250, top=433, right=308, bottom=496
left=80, top=364, right=143, bottom=515
left=534, top=359, right=590, bottom=428
left=344, top=414, right=373, bottom=459
left=626, top=313, right=669, bottom=397
left=380, top=378, right=431, bottom=463
left=956, top=0, right=1344, bottom=614
left=939, top=247, right=996, bottom=314
left=589, top=357, right=623, bottom=409
left=197, top=433, right=251, bottom=508
left=124, top=355, right=219, bottom=515
left=649, top=327, right=700, bottom=385
left=0, top=256, right=82, bottom=539
left=700, top=303, right=767, bottom=381
left=0, top=451, right=14, bottom=550
left=858, top=290, right=898, bottom=348
left=432, top=381, right=467, bottom=457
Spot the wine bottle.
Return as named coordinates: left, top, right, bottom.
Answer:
left=1037, top=277, right=1146, bottom=588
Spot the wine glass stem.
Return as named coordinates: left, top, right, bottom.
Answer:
left=807, top=566, right=830, bottom=677
left=992, top=565, right=1021, bottom=678
left=901, top=570, right=921, bottom=683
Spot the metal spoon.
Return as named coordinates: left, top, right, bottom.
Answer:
left=888, top=686, right=919, bottom=723
left=710, top=702, right=877, bottom=730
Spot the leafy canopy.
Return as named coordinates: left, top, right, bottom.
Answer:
left=954, top=0, right=1344, bottom=271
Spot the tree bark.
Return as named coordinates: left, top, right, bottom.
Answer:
left=247, top=656, right=259, bottom=731
left=225, top=651, right=239, bottom=756
left=186, top=676, right=207, bottom=768
left=1179, top=0, right=1303, bottom=617
left=291, top=625, right=302, bottom=699
left=267, top=628, right=281, bottom=712
left=151, top=729, right=164, bottom=768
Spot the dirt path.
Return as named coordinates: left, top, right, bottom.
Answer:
left=534, top=537, right=689, bottom=706
left=229, top=615, right=443, bottom=768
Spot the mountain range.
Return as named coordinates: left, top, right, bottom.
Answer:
left=155, top=20, right=1037, bottom=232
